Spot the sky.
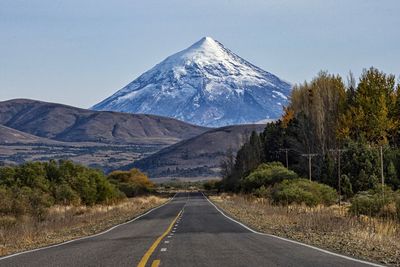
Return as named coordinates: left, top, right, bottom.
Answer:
left=1, top=0, right=399, bottom=108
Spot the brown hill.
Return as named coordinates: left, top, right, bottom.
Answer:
left=0, top=125, right=54, bottom=144
left=0, top=99, right=209, bottom=145
left=131, top=124, right=266, bottom=178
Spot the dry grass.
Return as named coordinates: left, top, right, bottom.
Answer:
left=0, top=195, right=168, bottom=257
left=210, top=194, right=400, bottom=266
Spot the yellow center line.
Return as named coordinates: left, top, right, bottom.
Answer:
left=151, top=260, right=161, bottom=267
left=137, top=210, right=182, bottom=267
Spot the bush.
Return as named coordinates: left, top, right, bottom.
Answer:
left=108, top=168, right=154, bottom=197
left=29, top=189, right=53, bottom=221
left=340, top=174, right=353, bottom=199
left=271, top=179, right=337, bottom=206
left=54, top=183, right=81, bottom=205
left=396, top=193, right=400, bottom=221
left=241, top=162, right=298, bottom=192
left=350, top=192, right=384, bottom=216
left=350, top=186, right=397, bottom=217
left=253, top=185, right=270, bottom=198
left=0, top=186, right=13, bottom=214
left=203, top=180, right=221, bottom=191
left=0, top=160, right=123, bottom=218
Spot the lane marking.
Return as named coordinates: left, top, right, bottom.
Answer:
left=137, top=210, right=182, bottom=267
left=201, top=192, right=384, bottom=267
left=151, top=260, right=160, bottom=267
left=0, top=194, right=178, bottom=261
left=164, top=241, right=170, bottom=244
left=160, top=248, right=167, bottom=252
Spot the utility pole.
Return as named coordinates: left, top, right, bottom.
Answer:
left=279, top=148, right=289, bottom=169
left=301, top=153, right=318, bottom=181
left=380, top=145, right=384, bottom=200
left=329, top=148, right=347, bottom=206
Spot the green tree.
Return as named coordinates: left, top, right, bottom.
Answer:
left=339, top=67, right=397, bottom=145
left=386, top=161, right=399, bottom=190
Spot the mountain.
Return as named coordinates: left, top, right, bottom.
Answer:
left=130, top=124, right=266, bottom=178
left=0, top=99, right=208, bottom=145
left=92, top=37, right=291, bottom=127
left=0, top=125, right=54, bottom=144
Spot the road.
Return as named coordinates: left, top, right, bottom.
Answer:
left=0, top=192, right=383, bottom=267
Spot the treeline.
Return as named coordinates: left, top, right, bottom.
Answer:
left=220, top=67, right=400, bottom=217
left=0, top=160, right=154, bottom=220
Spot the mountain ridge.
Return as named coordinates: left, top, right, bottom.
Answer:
left=0, top=98, right=209, bottom=145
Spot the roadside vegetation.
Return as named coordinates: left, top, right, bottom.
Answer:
left=210, top=67, right=400, bottom=265
left=0, top=160, right=165, bottom=256
left=211, top=194, right=400, bottom=266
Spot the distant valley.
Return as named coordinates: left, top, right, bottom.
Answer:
left=0, top=99, right=266, bottom=177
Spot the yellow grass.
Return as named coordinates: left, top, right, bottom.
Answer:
left=0, top=195, right=168, bottom=257
left=211, top=194, right=400, bottom=266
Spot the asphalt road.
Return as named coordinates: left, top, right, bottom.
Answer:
left=0, top=192, right=383, bottom=267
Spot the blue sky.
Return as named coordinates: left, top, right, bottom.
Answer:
left=1, top=0, right=399, bottom=108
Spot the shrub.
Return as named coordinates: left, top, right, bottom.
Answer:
left=340, top=174, right=353, bottom=199
left=108, top=168, right=154, bottom=197
left=253, top=185, right=270, bottom=198
left=54, top=183, right=81, bottom=205
left=0, top=186, right=13, bottom=214
left=241, top=162, right=298, bottom=192
left=29, top=189, right=53, bottom=221
left=350, top=192, right=384, bottom=216
left=350, top=186, right=397, bottom=217
left=203, top=180, right=221, bottom=191
left=271, top=179, right=337, bottom=206
left=0, top=166, right=16, bottom=187
left=0, top=160, right=123, bottom=217
left=396, top=193, right=400, bottom=221
left=94, top=172, right=122, bottom=203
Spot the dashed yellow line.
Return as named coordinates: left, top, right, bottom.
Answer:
left=137, top=210, right=182, bottom=267
left=151, top=260, right=160, bottom=267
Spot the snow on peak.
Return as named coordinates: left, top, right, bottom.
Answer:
left=92, top=37, right=292, bottom=127
left=162, top=36, right=232, bottom=69
left=185, top=36, right=223, bottom=54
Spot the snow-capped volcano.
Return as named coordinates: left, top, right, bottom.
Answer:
left=92, top=37, right=291, bottom=127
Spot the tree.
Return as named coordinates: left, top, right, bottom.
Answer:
left=289, top=72, right=346, bottom=155
left=386, top=161, right=399, bottom=190
left=339, top=67, right=397, bottom=145
left=262, top=121, right=285, bottom=163
left=220, top=148, right=236, bottom=191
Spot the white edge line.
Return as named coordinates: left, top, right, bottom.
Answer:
left=0, top=193, right=177, bottom=261
left=202, top=192, right=385, bottom=267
